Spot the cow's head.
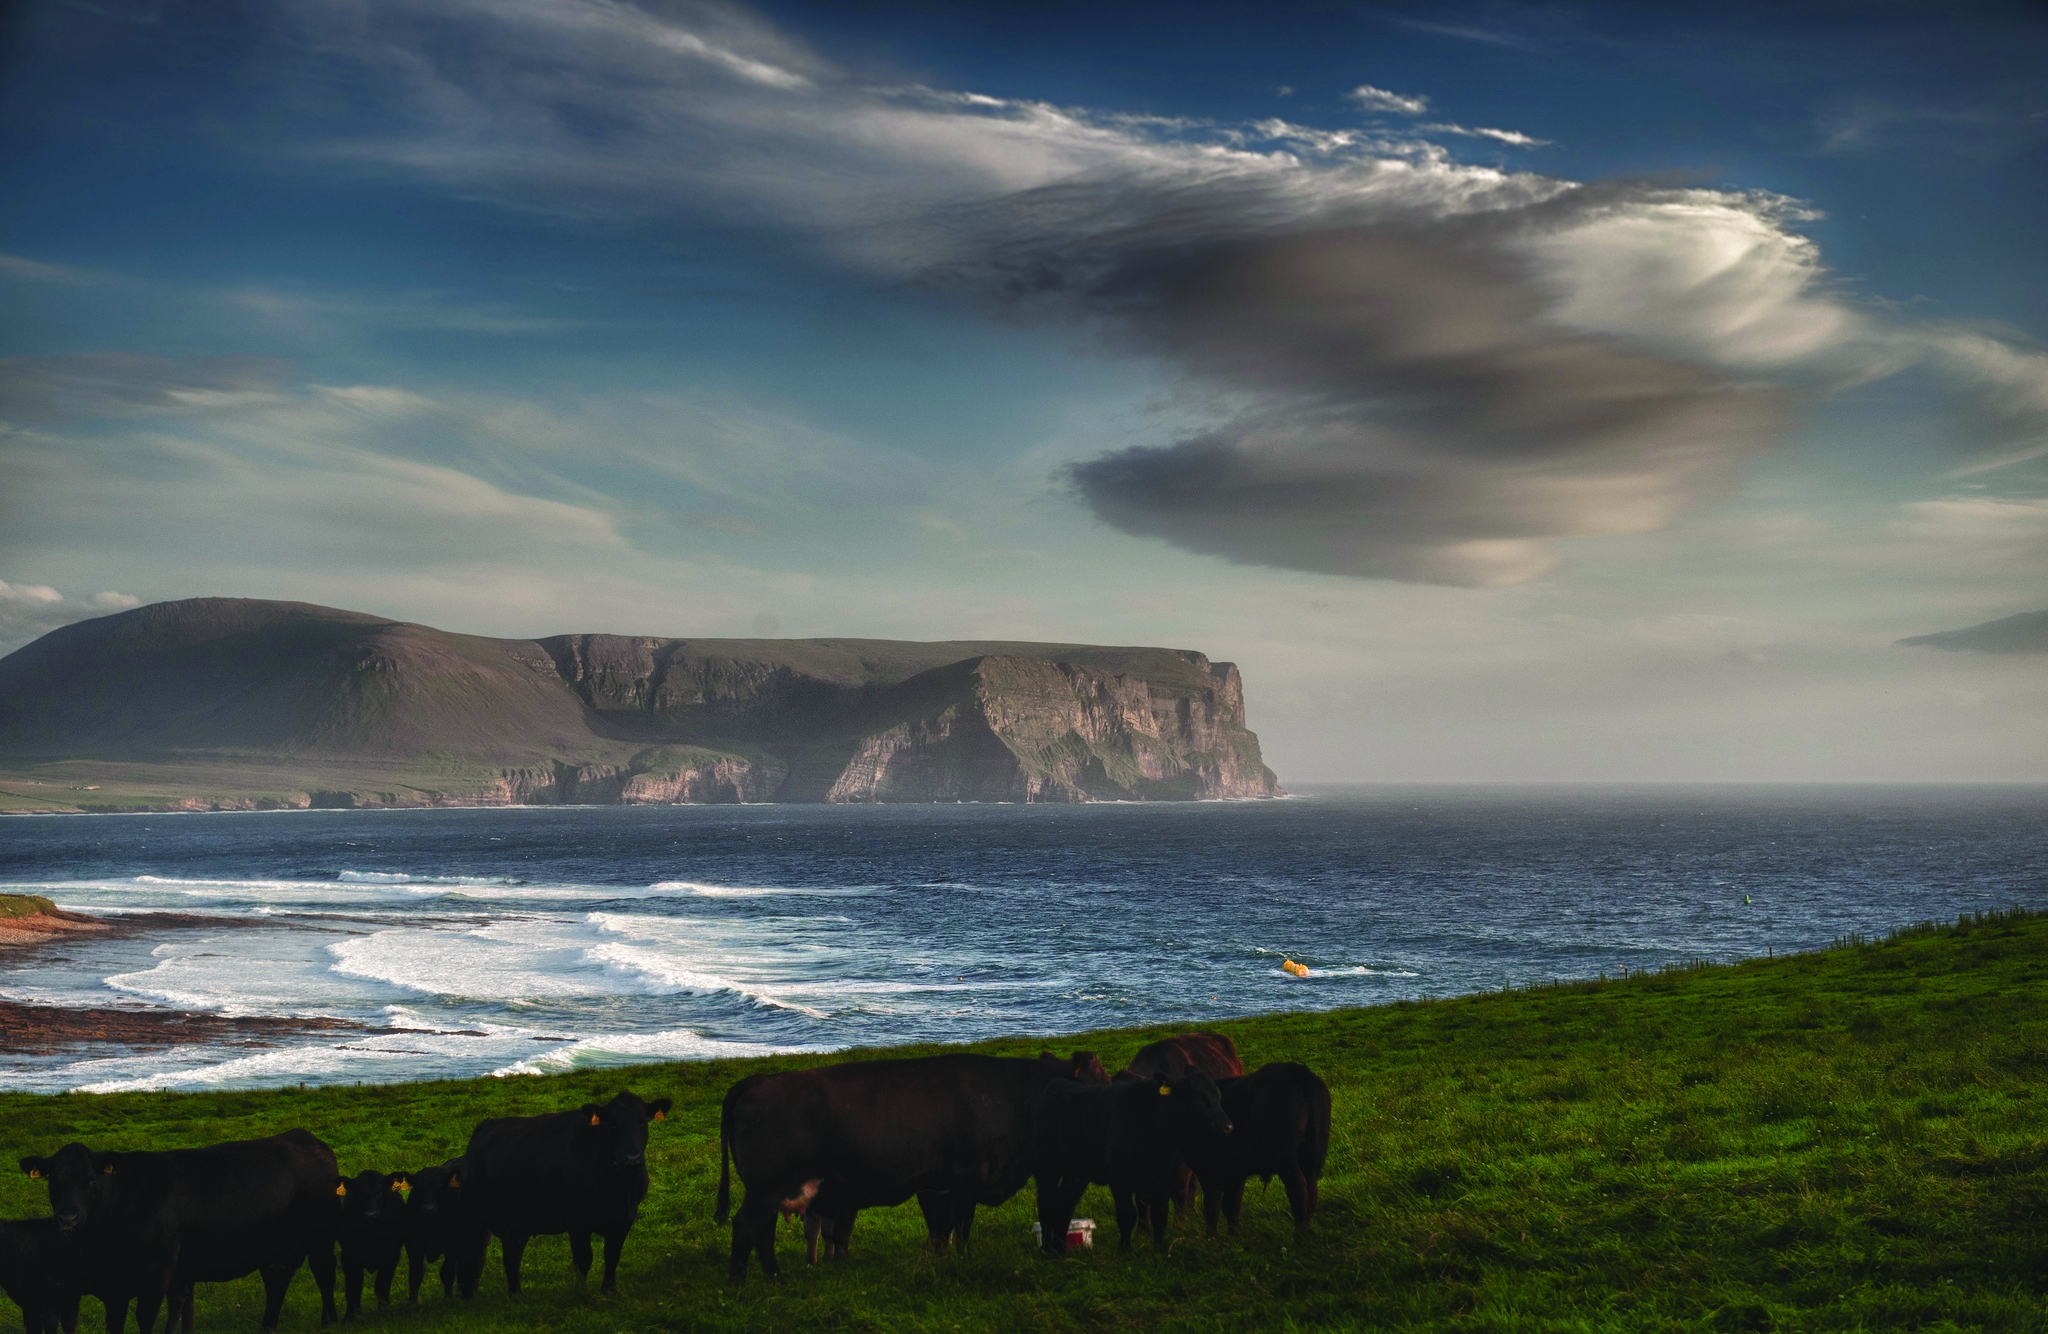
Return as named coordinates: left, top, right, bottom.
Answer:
left=1039, top=1050, right=1111, bottom=1084
left=1152, top=1072, right=1233, bottom=1137
left=405, top=1162, right=461, bottom=1217
left=338, top=1170, right=408, bottom=1231
left=580, top=1092, right=673, bottom=1170
left=20, top=1143, right=114, bottom=1232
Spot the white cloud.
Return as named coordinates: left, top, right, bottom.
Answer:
left=1419, top=123, right=1548, bottom=147
left=1346, top=84, right=1430, bottom=115
left=0, top=583, right=142, bottom=651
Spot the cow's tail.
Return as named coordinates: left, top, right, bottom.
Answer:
left=714, top=1088, right=735, bottom=1225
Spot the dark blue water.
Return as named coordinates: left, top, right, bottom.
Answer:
left=1, top=785, right=2042, bottom=1092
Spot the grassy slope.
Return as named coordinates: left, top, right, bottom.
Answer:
left=3, top=912, right=2043, bottom=1333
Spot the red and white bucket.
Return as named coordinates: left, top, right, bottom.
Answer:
left=1030, top=1218, right=1096, bottom=1249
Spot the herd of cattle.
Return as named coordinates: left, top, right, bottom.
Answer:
left=1, top=1034, right=1329, bottom=1334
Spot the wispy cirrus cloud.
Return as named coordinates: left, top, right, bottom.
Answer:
left=1345, top=84, right=1430, bottom=115
left=1420, top=122, right=1547, bottom=147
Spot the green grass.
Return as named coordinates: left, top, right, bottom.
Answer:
left=5, top=911, right=2045, bottom=1333
left=0, top=893, right=59, bottom=919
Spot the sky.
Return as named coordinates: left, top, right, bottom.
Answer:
left=2, top=0, right=2045, bottom=782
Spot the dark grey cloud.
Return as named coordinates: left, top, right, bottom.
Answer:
left=1004, top=207, right=1791, bottom=586
left=1899, top=610, right=2048, bottom=655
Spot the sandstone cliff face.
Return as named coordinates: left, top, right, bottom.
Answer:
left=0, top=600, right=1282, bottom=808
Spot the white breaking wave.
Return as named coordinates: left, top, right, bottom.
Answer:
left=491, top=1028, right=804, bottom=1078
left=337, top=870, right=528, bottom=885
left=649, top=880, right=881, bottom=898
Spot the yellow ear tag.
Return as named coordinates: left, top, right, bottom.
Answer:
left=102, top=1165, right=115, bottom=1175
left=590, top=1114, right=601, bottom=1127
left=1159, top=1085, right=1172, bottom=1097
left=27, top=1169, right=40, bottom=1179
left=448, top=1174, right=460, bottom=1189
left=653, top=1110, right=665, bottom=1122
left=390, top=1181, right=405, bottom=1193
left=335, top=1182, right=348, bottom=1197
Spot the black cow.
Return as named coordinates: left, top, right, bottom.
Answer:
left=459, top=1091, right=671, bottom=1295
left=716, top=1051, right=1107, bottom=1282
left=1123, top=1032, right=1244, bottom=1083
left=20, top=1131, right=339, bottom=1334
left=0, top=1218, right=84, bottom=1334
left=1185, top=1062, right=1331, bottom=1236
left=397, top=1162, right=479, bottom=1303
left=1120, top=1033, right=1245, bottom=1215
left=334, top=1172, right=408, bottom=1319
left=1029, top=1071, right=1233, bottom=1255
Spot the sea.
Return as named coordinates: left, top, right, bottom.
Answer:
left=2, top=785, right=2043, bottom=1095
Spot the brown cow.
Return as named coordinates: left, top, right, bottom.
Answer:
left=716, top=1051, right=1106, bottom=1281
left=1123, top=1032, right=1244, bottom=1083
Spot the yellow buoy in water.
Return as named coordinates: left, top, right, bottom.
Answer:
left=1281, top=958, right=1310, bottom=978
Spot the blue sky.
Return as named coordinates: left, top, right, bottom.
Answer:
left=2, top=0, right=2045, bottom=780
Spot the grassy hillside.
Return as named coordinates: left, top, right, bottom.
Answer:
left=4, top=911, right=2044, bottom=1332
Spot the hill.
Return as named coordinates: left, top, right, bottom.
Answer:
left=0, top=599, right=1281, bottom=811
left=2, top=910, right=2042, bottom=1331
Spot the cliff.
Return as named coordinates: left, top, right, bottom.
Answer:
left=0, top=599, right=1282, bottom=810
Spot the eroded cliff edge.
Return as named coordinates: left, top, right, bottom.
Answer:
left=0, top=599, right=1282, bottom=810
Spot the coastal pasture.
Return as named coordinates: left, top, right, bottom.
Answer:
left=3, top=911, right=2044, bottom=1332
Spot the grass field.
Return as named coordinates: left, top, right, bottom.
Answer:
left=4, top=910, right=2044, bottom=1333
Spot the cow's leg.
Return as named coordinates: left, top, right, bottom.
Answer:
left=499, top=1234, right=528, bottom=1297
left=832, top=1209, right=857, bottom=1261
left=1111, top=1183, right=1138, bottom=1253
left=59, top=1290, right=81, bottom=1334
left=179, top=1285, right=196, bottom=1334
left=135, top=1292, right=162, bottom=1334
left=729, top=1195, right=780, bottom=1284
left=1224, top=1179, right=1247, bottom=1235
left=258, top=1263, right=294, bottom=1332
left=1198, top=1173, right=1222, bottom=1236
left=1280, top=1169, right=1311, bottom=1227
left=915, top=1190, right=952, bottom=1255
left=372, top=1261, right=394, bottom=1309
left=456, top=1234, right=487, bottom=1299
left=101, top=1294, right=129, bottom=1334
left=342, top=1259, right=363, bottom=1320
left=1144, top=1186, right=1172, bottom=1248
left=803, top=1213, right=824, bottom=1265
left=952, top=1200, right=978, bottom=1257
left=308, top=1244, right=336, bottom=1326
left=568, top=1232, right=593, bottom=1285
left=598, top=1228, right=626, bottom=1294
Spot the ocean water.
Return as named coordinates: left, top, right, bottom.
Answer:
left=1, top=785, right=2042, bottom=1094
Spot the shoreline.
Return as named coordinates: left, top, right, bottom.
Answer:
left=0, top=1000, right=389, bottom=1057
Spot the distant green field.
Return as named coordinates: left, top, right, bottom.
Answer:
left=5, top=911, right=2044, bottom=1332
left=0, top=893, right=59, bottom=919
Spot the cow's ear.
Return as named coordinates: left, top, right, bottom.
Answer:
left=20, top=1156, right=46, bottom=1178
left=648, top=1098, right=672, bottom=1123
